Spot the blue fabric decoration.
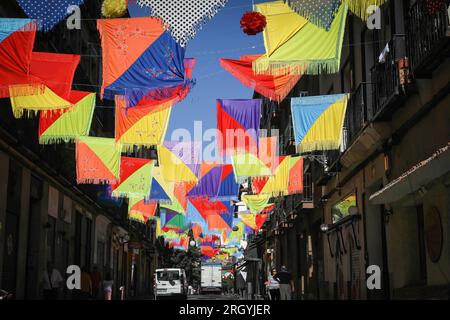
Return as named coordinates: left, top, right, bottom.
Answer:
left=17, top=0, right=85, bottom=32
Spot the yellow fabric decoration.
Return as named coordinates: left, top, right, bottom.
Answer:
left=102, top=0, right=128, bottom=18
left=260, top=156, right=291, bottom=197
left=242, top=194, right=271, bottom=214
left=158, top=145, right=199, bottom=184
left=342, top=0, right=387, bottom=20
left=10, top=86, right=73, bottom=118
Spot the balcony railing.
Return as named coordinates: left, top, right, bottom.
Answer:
left=343, top=83, right=375, bottom=148
left=407, top=0, right=450, bottom=77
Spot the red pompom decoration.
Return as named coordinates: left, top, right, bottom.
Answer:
left=240, top=11, right=267, bottom=36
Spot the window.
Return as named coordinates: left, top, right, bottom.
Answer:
left=156, top=271, right=179, bottom=282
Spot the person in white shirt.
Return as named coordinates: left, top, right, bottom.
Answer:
left=265, top=268, right=280, bottom=300
left=42, top=262, right=64, bottom=300
left=102, top=272, right=114, bottom=300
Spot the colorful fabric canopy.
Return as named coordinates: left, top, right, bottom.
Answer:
left=10, top=52, right=81, bottom=117
left=286, top=0, right=341, bottom=30
left=206, top=210, right=233, bottom=231
left=240, top=213, right=268, bottom=232
left=135, top=0, right=228, bottom=47
left=200, top=246, right=218, bottom=258
left=76, top=137, right=121, bottom=184
left=220, top=55, right=301, bottom=103
left=217, top=99, right=262, bottom=156
left=189, top=197, right=229, bottom=219
left=38, top=91, right=95, bottom=144
left=343, top=0, right=387, bottom=20
left=288, top=156, right=304, bottom=195
left=0, top=18, right=41, bottom=98
left=187, top=163, right=223, bottom=199
left=211, top=164, right=240, bottom=201
left=128, top=196, right=157, bottom=223
left=291, top=94, right=349, bottom=153
left=97, top=18, right=192, bottom=108
left=242, top=194, right=271, bottom=214
left=254, top=2, right=348, bottom=75
left=161, top=208, right=187, bottom=232
left=115, top=98, right=172, bottom=151
left=16, top=0, right=85, bottom=32
left=158, top=141, right=201, bottom=185
left=112, top=157, right=154, bottom=198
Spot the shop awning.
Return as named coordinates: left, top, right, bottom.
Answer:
left=369, top=144, right=450, bottom=205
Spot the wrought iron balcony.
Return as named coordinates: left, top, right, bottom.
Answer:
left=407, top=0, right=450, bottom=78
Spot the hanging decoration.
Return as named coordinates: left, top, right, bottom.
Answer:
left=158, top=141, right=201, bottom=185
left=217, top=99, right=262, bottom=156
left=206, top=209, right=233, bottom=232
left=97, top=18, right=193, bottom=108
left=187, top=163, right=223, bottom=199
left=135, top=0, right=229, bottom=47
left=211, top=164, right=240, bottom=201
left=0, top=18, right=42, bottom=98
left=16, top=0, right=85, bottom=32
left=160, top=208, right=187, bottom=232
left=288, top=156, right=304, bottom=195
left=240, top=213, right=268, bottom=232
left=10, top=52, right=81, bottom=117
left=76, top=137, right=122, bottom=184
left=111, top=157, right=154, bottom=198
left=102, top=0, right=128, bottom=18
left=286, top=0, right=341, bottom=31
left=254, top=2, right=348, bottom=75
left=220, top=55, right=301, bottom=103
left=252, top=156, right=291, bottom=197
left=147, top=166, right=173, bottom=204
left=291, top=94, right=349, bottom=153
left=115, top=98, right=172, bottom=151
left=342, top=0, right=387, bottom=20
left=242, top=194, right=271, bottom=214
left=240, top=11, right=267, bottom=35
left=189, top=197, right=230, bottom=220
left=39, top=91, right=96, bottom=144
left=128, top=196, right=157, bottom=223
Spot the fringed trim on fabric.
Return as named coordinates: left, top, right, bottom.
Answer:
left=286, top=1, right=340, bottom=31
left=120, top=143, right=159, bottom=153
left=145, top=198, right=173, bottom=205
left=296, top=140, right=341, bottom=154
left=76, top=178, right=119, bottom=185
left=342, top=0, right=387, bottom=20
left=253, top=58, right=341, bottom=76
left=6, top=83, right=45, bottom=98
left=210, top=195, right=239, bottom=202
left=39, top=135, right=78, bottom=145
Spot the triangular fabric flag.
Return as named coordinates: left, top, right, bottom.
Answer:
left=97, top=18, right=193, bottom=107
left=135, top=0, right=229, bottom=47
left=16, top=0, right=85, bottom=32
left=291, top=94, right=349, bottom=153
left=288, top=156, right=304, bottom=195
left=286, top=0, right=341, bottom=31
left=242, top=194, right=271, bottom=214
left=158, top=141, right=201, bottom=185
left=189, top=197, right=229, bottom=220
left=10, top=52, right=81, bottom=118
left=217, top=99, right=262, bottom=156
left=128, top=196, right=157, bottom=223
left=211, top=164, right=240, bottom=201
left=220, top=55, right=301, bottom=103
left=76, top=137, right=122, bottom=184
left=240, top=213, right=268, bottom=232
left=187, top=163, right=223, bottom=199
left=112, top=157, right=154, bottom=198
left=38, top=91, right=95, bottom=144
left=147, top=166, right=173, bottom=204
left=115, top=98, right=172, bottom=151
left=252, top=156, right=290, bottom=196
left=0, top=18, right=42, bottom=98
left=161, top=208, right=186, bottom=232
left=254, top=2, right=348, bottom=75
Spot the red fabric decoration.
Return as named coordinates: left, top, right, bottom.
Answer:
left=240, top=11, right=267, bottom=36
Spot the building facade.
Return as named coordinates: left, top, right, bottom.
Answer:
left=248, top=0, right=450, bottom=300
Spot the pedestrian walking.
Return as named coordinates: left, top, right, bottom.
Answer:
left=90, top=266, right=102, bottom=300
left=42, top=262, right=64, bottom=300
left=265, top=268, right=280, bottom=300
left=102, top=272, right=114, bottom=300
left=274, top=266, right=294, bottom=300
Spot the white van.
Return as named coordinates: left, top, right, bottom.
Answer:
left=154, top=268, right=188, bottom=299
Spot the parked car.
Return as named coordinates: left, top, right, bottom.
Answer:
left=154, top=268, right=188, bottom=300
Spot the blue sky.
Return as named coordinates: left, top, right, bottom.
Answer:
left=164, top=0, right=265, bottom=138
